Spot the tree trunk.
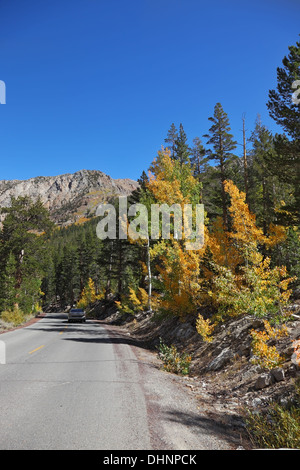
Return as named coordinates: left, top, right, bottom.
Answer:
left=146, top=238, right=152, bottom=312
left=242, top=115, right=249, bottom=203
left=105, top=241, right=113, bottom=300
left=218, top=134, right=228, bottom=230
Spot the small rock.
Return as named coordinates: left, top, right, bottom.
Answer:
left=206, top=347, right=234, bottom=371
left=271, top=367, right=285, bottom=382
left=291, top=352, right=300, bottom=370
left=186, top=384, right=194, bottom=389
left=255, top=372, right=273, bottom=390
left=284, top=344, right=295, bottom=357
left=252, top=397, right=263, bottom=407
left=279, top=397, right=290, bottom=407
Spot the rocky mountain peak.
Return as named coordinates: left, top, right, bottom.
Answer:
left=0, top=169, right=139, bottom=225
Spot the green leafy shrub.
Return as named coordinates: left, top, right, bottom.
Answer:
left=157, top=338, right=191, bottom=375
left=245, top=381, right=300, bottom=448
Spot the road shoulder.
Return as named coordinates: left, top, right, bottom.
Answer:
left=100, top=321, right=248, bottom=450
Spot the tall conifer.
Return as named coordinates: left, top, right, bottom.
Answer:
left=204, top=103, right=237, bottom=228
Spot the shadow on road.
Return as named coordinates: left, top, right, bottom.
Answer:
left=62, top=325, right=150, bottom=350
left=29, top=315, right=153, bottom=351
left=164, top=409, right=247, bottom=449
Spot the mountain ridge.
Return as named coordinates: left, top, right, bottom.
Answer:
left=0, top=169, right=139, bottom=225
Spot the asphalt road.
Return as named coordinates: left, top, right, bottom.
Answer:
left=0, top=313, right=237, bottom=450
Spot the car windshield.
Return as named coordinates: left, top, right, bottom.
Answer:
left=70, top=309, right=83, bottom=312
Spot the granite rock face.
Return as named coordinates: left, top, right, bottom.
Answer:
left=0, top=169, right=139, bottom=225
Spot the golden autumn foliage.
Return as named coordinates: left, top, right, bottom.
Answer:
left=75, top=216, right=90, bottom=225
left=224, top=180, right=287, bottom=253
left=250, top=320, right=289, bottom=369
left=154, top=241, right=203, bottom=317
left=194, top=181, right=295, bottom=342
left=77, top=277, right=104, bottom=309
left=148, top=147, right=201, bottom=206
left=224, top=180, right=266, bottom=251
left=207, top=216, right=242, bottom=271
left=209, top=255, right=294, bottom=321
left=146, top=148, right=205, bottom=317
left=115, top=150, right=296, bottom=352
left=207, top=181, right=295, bottom=322
left=115, top=286, right=158, bottom=315
left=195, top=314, right=215, bottom=343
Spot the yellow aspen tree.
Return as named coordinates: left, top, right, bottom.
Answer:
left=208, top=181, right=295, bottom=320
left=147, top=148, right=206, bottom=318
left=77, top=278, right=103, bottom=309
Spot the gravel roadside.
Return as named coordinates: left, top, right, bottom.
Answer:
left=101, top=321, right=248, bottom=450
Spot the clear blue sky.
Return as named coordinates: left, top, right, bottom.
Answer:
left=0, top=0, right=299, bottom=181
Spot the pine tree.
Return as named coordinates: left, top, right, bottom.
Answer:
left=190, top=137, right=209, bottom=185
left=1, top=252, right=18, bottom=310
left=248, top=116, right=277, bottom=234
left=204, top=103, right=237, bottom=228
left=0, top=196, right=53, bottom=313
left=174, top=123, right=191, bottom=165
left=267, top=37, right=300, bottom=221
left=267, top=37, right=300, bottom=141
left=241, top=114, right=249, bottom=202
left=41, top=254, right=56, bottom=307
left=57, top=245, right=80, bottom=307
left=164, top=123, right=178, bottom=159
